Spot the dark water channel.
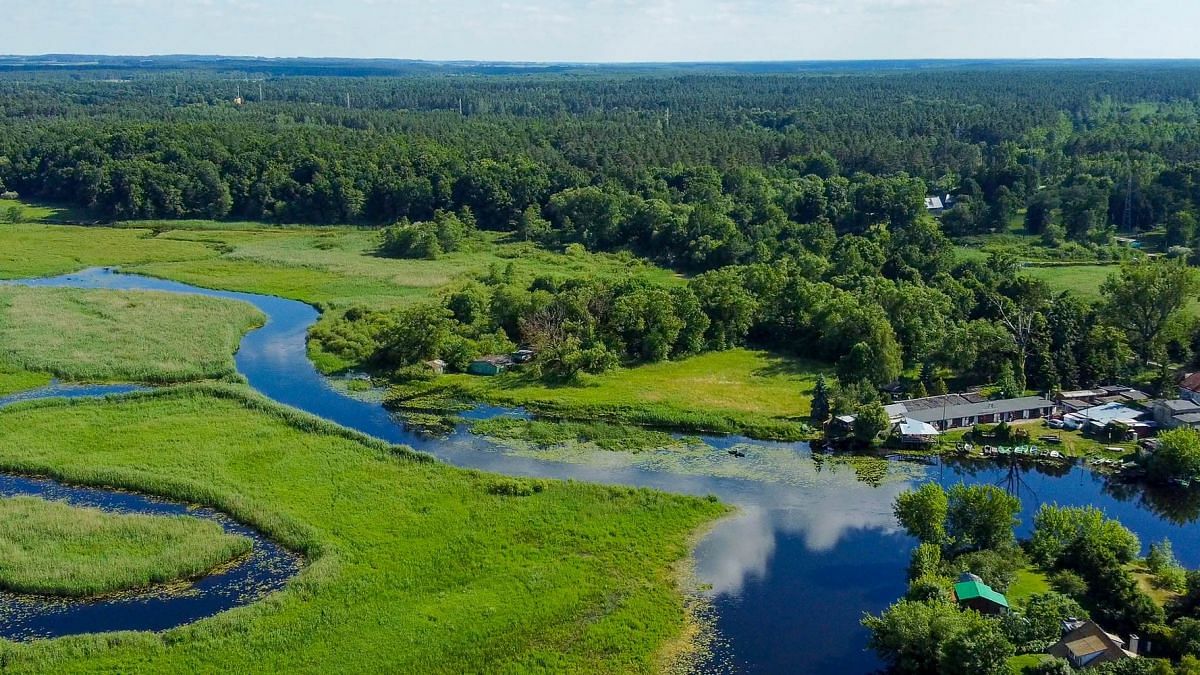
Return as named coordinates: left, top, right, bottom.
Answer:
left=6, top=268, right=1200, bottom=673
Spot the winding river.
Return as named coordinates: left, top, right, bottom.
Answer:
left=6, top=268, right=1200, bottom=673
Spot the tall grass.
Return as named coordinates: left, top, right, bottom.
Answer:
left=0, top=287, right=264, bottom=384
left=0, top=387, right=726, bottom=672
left=0, top=496, right=252, bottom=598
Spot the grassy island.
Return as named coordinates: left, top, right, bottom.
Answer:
left=0, top=496, right=252, bottom=597
left=0, top=286, right=264, bottom=384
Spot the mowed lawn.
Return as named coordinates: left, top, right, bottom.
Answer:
left=0, top=388, right=726, bottom=673
left=0, top=287, right=264, bottom=383
left=450, top=348, right=828, bottom=421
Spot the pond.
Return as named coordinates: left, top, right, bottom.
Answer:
left=7, top=268, right=1200, bottom=673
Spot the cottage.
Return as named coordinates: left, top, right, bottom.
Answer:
left=924, top=196, right=945, bottom=214
left=1180, top=372, right=1200, bottom=404
left=952, top=574, right=1008, bottom=615
left=888, top=394, right=1056, bottom=431
left=1047, top=620, right=1138, bottom=668
left=467, top=355, right=513, bottom=376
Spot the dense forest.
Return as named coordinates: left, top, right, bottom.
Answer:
left=5, top=62, right=1200, bottom=406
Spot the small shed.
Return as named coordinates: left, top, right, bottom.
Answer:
left=424, top=359, right=447, bottom=375
left=953, top=576, right=1009, bottom=615
left=467, top=355, right=513, bottom=377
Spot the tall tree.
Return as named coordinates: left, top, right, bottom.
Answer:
left=1101, top=259, right=1200, bottom=360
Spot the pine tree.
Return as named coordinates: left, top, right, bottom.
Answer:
left=912, top=381, right=929, bottom=399
left=812, top=374, right=831, bottom=424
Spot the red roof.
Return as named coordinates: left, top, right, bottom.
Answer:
left=1182, top=372, right=1200, bottom=393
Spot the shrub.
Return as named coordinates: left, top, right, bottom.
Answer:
left=485, top=477, right=547, bottom=497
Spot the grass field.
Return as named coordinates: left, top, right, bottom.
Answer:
left=0, top=287, right=264, bottom=384
left=428, top=349, right=827, bottom=439
left=0, top=386, right=726, bottom=672
left=1007, top=568, right=1052, bottom=604
left=0, top=223, right=679, bottom=314
left=0, top=496, right=251, bottom=597
left=0, top=365, right=51, bottom=397
left=1022, top=264, right=1119, bottom=302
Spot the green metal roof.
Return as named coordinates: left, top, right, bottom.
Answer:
left=954, top=580, right=1009, bottom=608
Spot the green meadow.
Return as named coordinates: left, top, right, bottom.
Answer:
left=434, top=349, right=827, bottom=439
left=0, top=286, right=264, bottom=384
left=0, top=387, right=726, bottom=672
left=0, top=496, right=252, bottom=598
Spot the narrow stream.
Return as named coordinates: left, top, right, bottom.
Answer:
left=0, top=474, right=302, bottom=640
left=6, top=268, right=1200, bottom=673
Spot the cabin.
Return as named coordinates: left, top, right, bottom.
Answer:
left=467, top=355, right=513, bottom=377
left=1047, top=620, right=1138, bottom=668
left=952, top=574, right=1008, bottom=615
left=924, top=196, right=945, bottom=214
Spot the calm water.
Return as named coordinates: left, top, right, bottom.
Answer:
left=9, top=268, right=1200, bottom=673
left=0, top=474, right=302, bottom=640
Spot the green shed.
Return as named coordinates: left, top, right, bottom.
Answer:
left=467, top=356, right=512, bottom=376
left=953, top=577, right=1009, bottom=615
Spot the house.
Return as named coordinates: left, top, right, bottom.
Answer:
left=953, top=574, right=1008, bottom=615
left=423, top=359, right=447, bottom=375
left=1047, top=620, right=1138, bottom=668
left=924, top=196, right=945, bottom=214
left=1152, top=399, right=1200, bottom=430
left=1179, top=372, right=1200, bottom=404
left=467, top=355, right=513, bottom=376
left=888, top=394, right=1056, bottom=431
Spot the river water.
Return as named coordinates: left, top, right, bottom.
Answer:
left=7, top=268, right=1200, bottom=673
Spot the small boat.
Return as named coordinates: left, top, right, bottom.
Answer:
left=727, top=449, right=746, bottom=458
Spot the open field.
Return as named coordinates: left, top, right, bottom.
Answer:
left=1022, top=264, right=1119, bottom=302
left=430, top=348, right=827, bottom=439
left=0, top=496, right=251, bottom=598
left=0, top=287, right=264, bottom=384
left=0, top=386, right=726, bottom=672
left=0, top=223, right=680, bottom=313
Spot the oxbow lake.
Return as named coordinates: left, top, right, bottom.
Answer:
left=7, top=268, right=1200, bottom=673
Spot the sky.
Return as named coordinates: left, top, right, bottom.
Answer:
left=3, top=0, right=1199, bottom=63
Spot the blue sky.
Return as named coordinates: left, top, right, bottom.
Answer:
left=4, top=0, right=1198, bottom=62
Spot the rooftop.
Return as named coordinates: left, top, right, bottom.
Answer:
left=953, top=579, right=1008, bottom=608
left=895, top=395, right=1053, bottom=424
